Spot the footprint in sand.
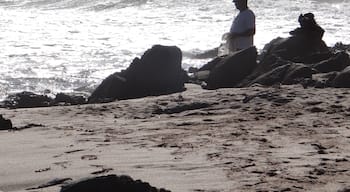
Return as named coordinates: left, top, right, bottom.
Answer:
left=90, top=165, right=114, bottom=175
left=91, top=168, right=113, bottom=175
left=35, top=167, right=51, bottom=173
left=53, top=149, right=86, bottom=158
left=65, top=149, right=86, bottom=154
left=54, top=161, right=72, bottom=169
left=81, top=155, right=98, bottom=160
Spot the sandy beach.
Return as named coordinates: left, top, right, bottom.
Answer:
left=1, top=84, right=350, bottom=192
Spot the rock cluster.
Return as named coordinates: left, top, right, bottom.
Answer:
left=192, top=13, right=350, bottom=89
left=1, top=13, right=350, bottom=108
left=1, top=92, right=87, bottom=109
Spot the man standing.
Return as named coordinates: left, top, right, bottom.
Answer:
left=227, top=0, right=255, bottom=53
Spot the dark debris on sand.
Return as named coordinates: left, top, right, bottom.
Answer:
left=60, top=174, right=171, bottom=192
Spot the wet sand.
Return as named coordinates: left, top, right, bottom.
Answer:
left=0, top=84, right=350, bottom=192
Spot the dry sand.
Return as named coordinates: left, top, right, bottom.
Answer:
left=0, top=84, right=349, bottom=192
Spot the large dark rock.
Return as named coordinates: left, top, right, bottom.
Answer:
left=0, top=115, right=12, bottom=130
left=332, top=66, right=350, bottom=88
left=200, top=46, right=257, bottom=89
left=54, top=93, right=87, bottom=105
left=311, top=72, right=338, bottom=88
left=238, top=54, right=289, bottom=87
left=249, top=63, right=313, bottom=86
left=60, top=174, right=170, bottom=192
left=1, top=92, right=87, bottom=108
left=312, top=51, right=350, bottom=73
left=89, top=45, right=187, bottom=103
left=2, top=91, right=53, bottom=109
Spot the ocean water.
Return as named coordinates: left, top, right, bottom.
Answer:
left=0, top=0, right=349, bottom=99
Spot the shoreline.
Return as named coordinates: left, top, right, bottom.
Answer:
left=1, top=84, right=349, bottom=192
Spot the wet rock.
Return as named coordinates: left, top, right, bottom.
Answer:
left=60, top=174, right=171, bottom=192
left=238, top=54, right=290, bottom=87
left=0, top=115, right=12, bottom=130
left=198, top=46, right=257, bottom=89
left=312, top=51, right=350, bottom=73
left=249, top=63, right=312, bottom=86
left=290, top=13, right=325, bottom=40
left=333, top=66, right=350, bottom=88
left=2, top=91, right=53, bottom=109
left=1, top=92, right=88, bottom=108
left=54, top=93, right=87, bottom=105
left=89, top=45, right=187, bottom=103
left=311, top=72, right=338, bottom=88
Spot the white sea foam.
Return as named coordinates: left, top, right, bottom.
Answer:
left=0, top=0, right=349, bottom=99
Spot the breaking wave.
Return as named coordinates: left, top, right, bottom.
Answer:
left=1, top=0, right=149, bottom=10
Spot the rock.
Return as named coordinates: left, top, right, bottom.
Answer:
left=0, top=115, right=12, bottom=130
left=2, top=91, right=53, bottom=109
left=238, top=55, right=298, bottom=87
left=200, top=46, right=257, bottom=89
left=311, top=72, right=338, bottom=88
left=88, top=72, right=127, bottom=103
left=312, top=51, right=350, bottom=73
left=54, top=93, right=87, bottom=105
left=249, top=63, right=313, bottom=86
left=332, top=66, right=350, bottom=88
left=89, top=45, right=187, bottom=103
left=289, top=13, right=325, bottom=40
left=60, top=174, right=170, bottom=192
left=331, top=42, right=350, bottom=53
left=259, top=13, right=330, bottom=63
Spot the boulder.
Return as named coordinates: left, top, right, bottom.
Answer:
left=332, top=66, right=350, bottom=88
left=54, top=93, right=87, bottom=105
left=89, top=45, right=187, bottom=103
left=60, top=174, right=170, bottom=192
left=2, top=91, right=53, bottom=109
left=0, top=115, right=12, bottom=130
left=312, top=51, right=350, bottom=73
left=201, top=46, right=257, bottom=89
left=237, top=54, right=290, bottom=87
left=311, top=72, right=338, bottom=88
left=249, top=63, right=313, bottom=86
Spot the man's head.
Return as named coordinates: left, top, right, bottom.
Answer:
left=233, top=0, right=248, bottom=11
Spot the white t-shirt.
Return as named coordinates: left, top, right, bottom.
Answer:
left=229, top=8, right=255, bottom=51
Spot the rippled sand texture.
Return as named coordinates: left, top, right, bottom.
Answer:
left=1, top=0, right=350, bottom=98
left=0, top=84, right=350, bottom=192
